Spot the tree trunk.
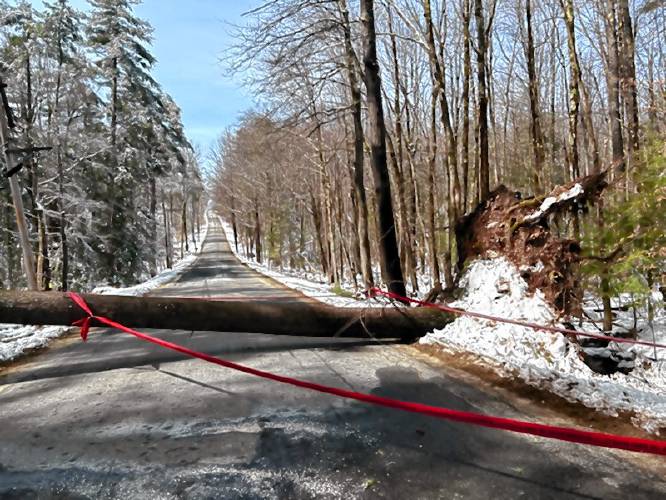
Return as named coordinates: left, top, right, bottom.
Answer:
left=254, top=198, right=262, bottom=263
left=24, top=51, right=47, bottom=290
left=427, top=89, right=441, bottom=287
left=422, top=0, right=460, bottom=283
left=108, top=56, right=119, bottom=275
left=37, top=211, right=51, bottom=290
left=562, top=0, right=581, bottom=182
left=3, top=191, right=15, bottom=288
left=181, top=196, right=188, bottom=258
left=0, top=291, right=454, bottom=340
left=54, top=32, right=68, bottom=291
left=230, top=179, right=239, bottom=252
left=334, top=175, right=346, bottom=282
left=343, top=119, right=363, bottom=281
left=387, top=132, right=418, bottom=291
left=191, top=193, right=198, bottom=252
left=299, top=207, right=306, bottom=269
left=580, top=76, right=601, bottom=175
left=149, top=174, right=158, bottom=276
left=196, top=196, right=201, bottom=239
left=58, top=152, right=68, bottom=291
left=601, top=5, right=625, bottom=331
left=475, top=0, right=490, bottom=201
left=606, top=4, right=625, bottom=171
left=646, top=50, right=658, bottom=133
left=320, top=148, right=338, bottom=285
left=387, top=5, right=418, bottom=292
left=617, top=0, right=639, bottom=158
left=525, top=0, right=546, bottom=193
left=339, top=0, right=373, bottom=290
left=310, top=192, right=329, bottom=276
left=462, top=0, right=472, bottom=213
left=360, top=0, right=406, bottom=297
left=111, top=56, right=118, bottom=155
left=162, top=190, right=172, bottom=269
left=400, top=64, right=422, bottom=274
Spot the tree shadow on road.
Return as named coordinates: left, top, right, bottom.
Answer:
left=246, top=366, right=664, bottom=499
left=0, top=330, right=402, bottom=385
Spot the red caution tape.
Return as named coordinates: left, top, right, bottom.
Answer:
left=66, top=292, right=666, bottom=456
left=370, top=288, right=666, bottom=351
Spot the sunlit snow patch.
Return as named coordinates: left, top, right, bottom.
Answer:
left=420, top=257, right=666, bottom=433
left=524, top=183, right=583, bottom=222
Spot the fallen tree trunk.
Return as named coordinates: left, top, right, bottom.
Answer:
left=0, top=291, right=453, bottom=339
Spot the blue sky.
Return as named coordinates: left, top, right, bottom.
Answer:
left=34, top=0, right=261, bottom=153
left=131, top=1, right=260, bottom=151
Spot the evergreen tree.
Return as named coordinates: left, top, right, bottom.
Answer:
left=0, top=0, right=203, bottom=291
left=86, top=0, right=159, bottom=284
left=582, top=140, right=666, bottom=326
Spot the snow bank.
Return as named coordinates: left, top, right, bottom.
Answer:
left=0, top=214, right=210, bottom=362
left=0, top=324, right=71, bottom=363
left=420, top=257, right=666, bottom=433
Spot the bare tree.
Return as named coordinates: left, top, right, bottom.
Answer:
left=360, top=0, right=406, bottom=296
left=524, top=0, right=546, bottom=193
left=474, top=0, right=495, bottom=201
left=338, top=0, right=374, bottom=290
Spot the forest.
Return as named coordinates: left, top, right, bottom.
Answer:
left=0, top=0, right=664, bottom=332
left=0, top=0, right=205, bottom=291
left=211, top=0, right=665, bottom=331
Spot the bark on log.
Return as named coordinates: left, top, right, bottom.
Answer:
left=0, top=292, right=453, bottom=340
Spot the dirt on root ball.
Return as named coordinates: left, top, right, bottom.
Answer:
left=455, top=177, right=605, bottom=317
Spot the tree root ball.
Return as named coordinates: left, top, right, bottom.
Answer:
left=455, top=174, right=607, bottom=317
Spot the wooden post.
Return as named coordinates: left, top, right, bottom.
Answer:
left=0, top=76, right=38, bottom=291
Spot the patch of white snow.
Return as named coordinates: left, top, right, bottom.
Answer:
left=525, top=183, right=583, bottom=221
left=420, top=257, right=666, bottom=433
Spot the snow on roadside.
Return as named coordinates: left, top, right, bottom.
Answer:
left=0, top=324, right=72, bottom=363
left=219, top=215, right=390, bottom=308
left=93, top=214, right=209, bottom=297
left=420, top=257, right=666, bottom=433
left=0, top=214, right=210, bottom=363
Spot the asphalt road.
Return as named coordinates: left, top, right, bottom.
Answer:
left=1, top=220, right=665, bottom=499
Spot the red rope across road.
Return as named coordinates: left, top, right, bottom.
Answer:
left=369, top=288, right=666, bottom=351
left=66, top=291, right=666, bottom=456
